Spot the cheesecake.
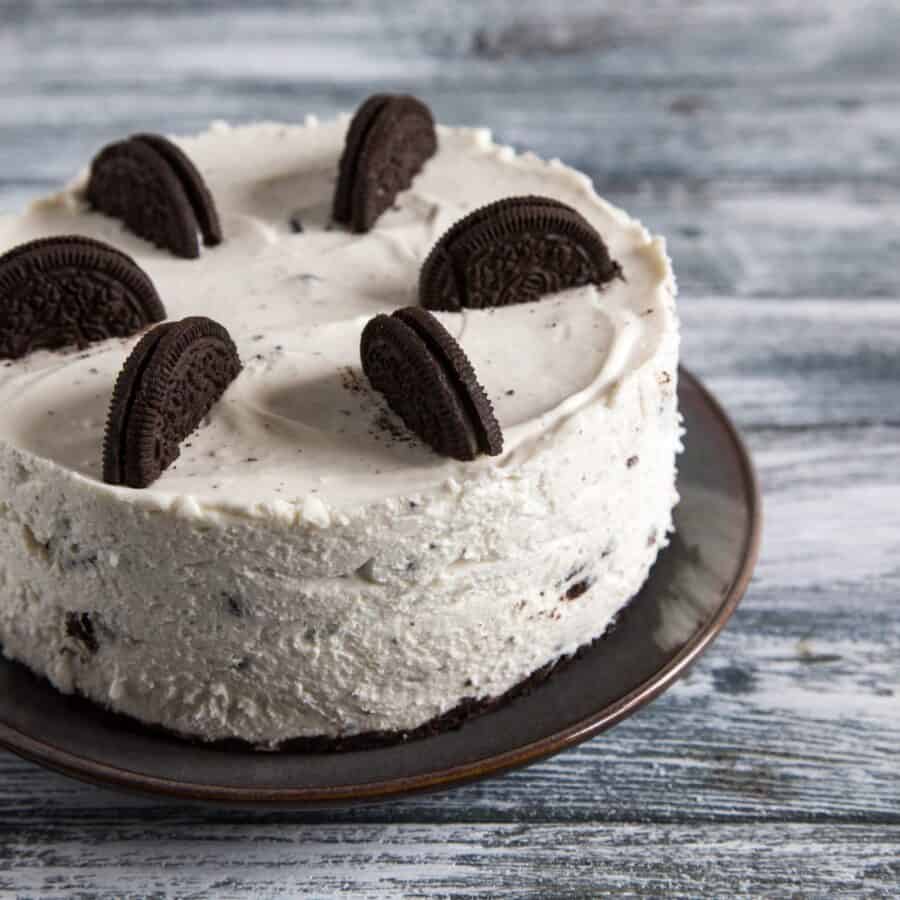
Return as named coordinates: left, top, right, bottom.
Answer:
left=0, top=113, right=680, bottom=746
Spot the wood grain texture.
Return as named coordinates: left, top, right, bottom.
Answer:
left=1, top=1, right=899, bottom=897
left=1, top=823, right=898, bottom=898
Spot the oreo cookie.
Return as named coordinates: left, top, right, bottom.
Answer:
left=333, top=94, right=437, bottom=233
left=131, top=133, right=223, bottom=248
left=87, top=133, right=222, bottom=259
left=360, top=306, right=502, bottom=461
left=103, top=316, right=241, bottom=488
left=419, top=195, right=622, bottom=311
left=0, top=235, right=166, bottom=360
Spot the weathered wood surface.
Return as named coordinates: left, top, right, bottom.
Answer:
left=1, top=1, right=899, bottom=897
left=2, top=822, right=898, bottom=899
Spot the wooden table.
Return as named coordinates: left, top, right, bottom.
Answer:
left=1, top=2, right=898, bottom=896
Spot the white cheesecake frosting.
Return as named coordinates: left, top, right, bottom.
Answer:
left=0, top=116, right=680, bottom=744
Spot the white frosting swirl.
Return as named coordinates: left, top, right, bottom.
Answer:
left=0, top=120, right=671, bottom=518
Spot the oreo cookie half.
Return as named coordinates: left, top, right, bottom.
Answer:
left=103, top=316, right=241, bottom=488
left=360, top=306, right=502, bottom=461
left=419, top=195, right=623, bottom=311
left=131, top=133, right=223, bottom=248
left=0, top=235, right=166, bottom=360
left=333, top=94, right=437, bottom=233
left=87, top=133, right=222, bottom=259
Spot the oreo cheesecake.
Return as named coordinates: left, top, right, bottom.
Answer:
left=0, top=97, right=680, bottom=746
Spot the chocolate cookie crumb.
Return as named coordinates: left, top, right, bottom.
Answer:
left=65, top=611, right=99, bottom=654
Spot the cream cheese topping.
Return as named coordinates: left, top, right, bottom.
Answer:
left=0, top=119, right=672, bottom=518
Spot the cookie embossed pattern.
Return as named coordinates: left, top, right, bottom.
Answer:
left=0, top=236, right=166, bottom=359
left=0, top=97, right=680, bottom=747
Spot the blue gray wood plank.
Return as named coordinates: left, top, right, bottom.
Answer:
left=2, top=822, right=898, bottom=898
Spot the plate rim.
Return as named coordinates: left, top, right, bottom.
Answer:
left=0, top=366, right=762, bottom=806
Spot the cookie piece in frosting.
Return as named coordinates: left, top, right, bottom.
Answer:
left=333, top=94, right=437, bottom=233
left=87, top=133, right=222, bottom=259
left=130, top=133, right=223, bottom=248
left=419, top=195, right=622, bottom=311
left=0, top=235, right=166, bottom=359
left=103, top=316, right=241, bottom=488
left=361, top=306, right=502, bottom=461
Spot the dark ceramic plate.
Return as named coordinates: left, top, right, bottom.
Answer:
left=0, top=368, right=760, bottom=806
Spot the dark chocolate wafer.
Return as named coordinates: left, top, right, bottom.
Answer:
left=103, top=316, right=241, bottom=488
left=333, top=94, right=437, bottom=233
left=393, top=306, right=503, bottom=457
left=87, top=134, right=221, bottom=259
left=0, top=235, right=166, bottom=359
left=132, top=133, right=223, bottom=247
left=419, top=195, right=622, bottom=311
left=360, top=306, right=502, bottom=461
left=333, top=94, right=392, bottom=226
